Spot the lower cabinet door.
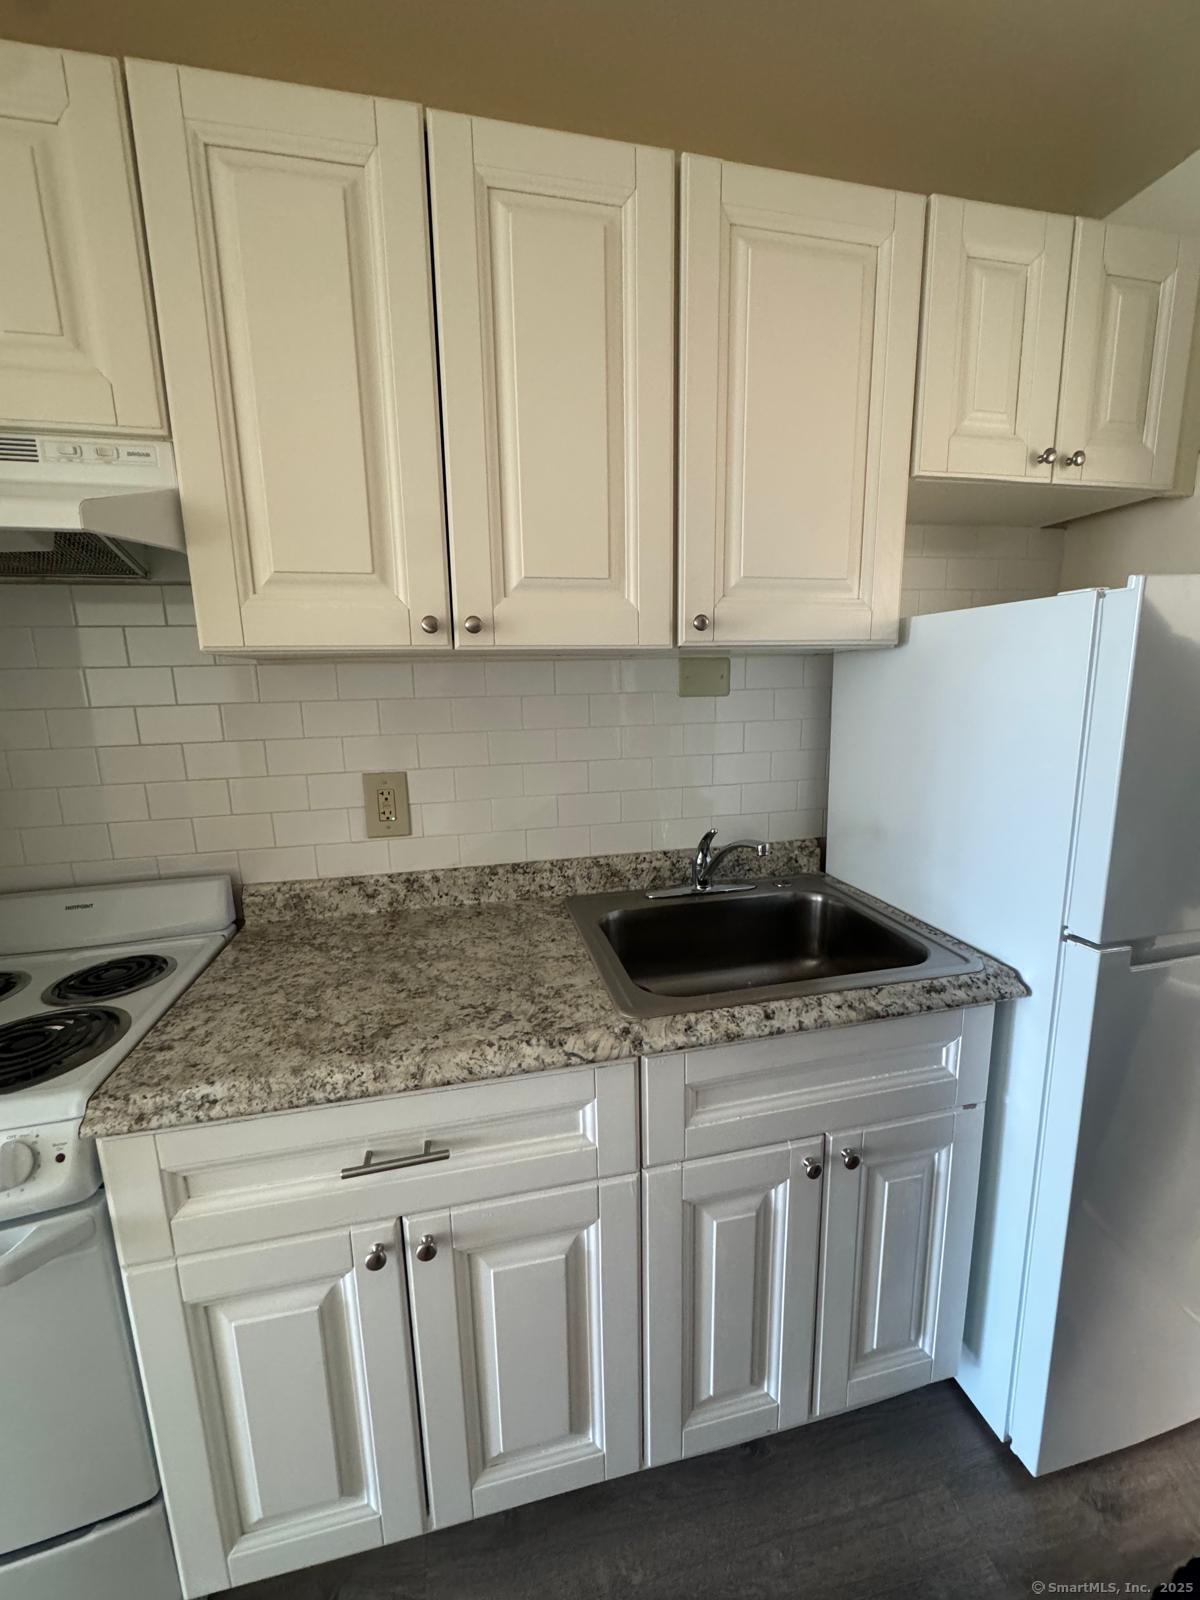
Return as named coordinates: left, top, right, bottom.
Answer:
left=643, top=1139, right=825, bottom=1466
left=403, top=1177, right=640, bottom=1526
left=127, top=1223, right=425, bottom=1596
left=814, top=1107, right=984, bottom=1417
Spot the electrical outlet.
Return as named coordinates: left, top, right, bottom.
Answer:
left=363, top=772, right=411, bottom=838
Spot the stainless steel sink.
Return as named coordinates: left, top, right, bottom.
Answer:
left=568, top=873, right=981, bottom=1018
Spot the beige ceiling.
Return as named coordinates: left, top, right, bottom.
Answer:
left=3, top=0, right=1199, bottom=216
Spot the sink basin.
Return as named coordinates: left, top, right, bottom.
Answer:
left=568, top=873, right=981, bottom=1018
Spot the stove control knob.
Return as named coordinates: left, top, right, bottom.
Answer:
left=0, top=1140, right=36, bottom=1190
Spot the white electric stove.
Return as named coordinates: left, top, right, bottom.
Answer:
left=0, top=874, right=235, bottom=1600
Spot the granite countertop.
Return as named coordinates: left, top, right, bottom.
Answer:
left=82, top=843, right=1029, bottom=1139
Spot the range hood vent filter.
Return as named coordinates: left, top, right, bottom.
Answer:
left=0, top=530, right=149, bottom=581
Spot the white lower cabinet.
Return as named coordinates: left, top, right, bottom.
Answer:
left=643, top=1139, right=824, bottom=1465
left=105, top=1017, right=994, bottom=1594
left=814, top=1106, right=985, bottom=1417
left=404, top=1177, right=640, bottom=1525
left=125, top=1222, right=426, bottom=1595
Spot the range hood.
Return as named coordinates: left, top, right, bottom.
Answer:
left=0, top=431, right=185, bottom=581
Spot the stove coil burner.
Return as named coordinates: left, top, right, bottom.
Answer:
left=45, top=953, right=173, bottom=1006
left=0, top=972, right=29, bottom=1002
left=0, top=1008, right=130, bottom=1093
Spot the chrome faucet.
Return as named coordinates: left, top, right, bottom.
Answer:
left=647, top=828, right=770, bottom=899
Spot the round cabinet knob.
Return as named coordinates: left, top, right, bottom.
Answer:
left=363, top=1242, right=388, bottom=1272
left=1035, top=446, right=1059, bottom=465
left=0, top=1139, right=36, bottom=1191
left=691, top=613, right=710, bottom=632
left=802, top=1156, right=823, bottom=1180
left=841, top=1147, right=862, bottom=1171
left=415, top=1234, right=438, bottom=1263
left=1063, top=450, right=1086, bottom=468
left=419, top=615, right=440, bottom=634
left=463, top=615, right=483, bottom=635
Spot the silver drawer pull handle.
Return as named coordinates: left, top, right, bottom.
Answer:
left=341, top=1139, right=451, bottom=1180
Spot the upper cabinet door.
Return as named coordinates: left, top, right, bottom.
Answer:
left=1054, top=219, right=1200, bottom=490
left=678, top=157, right=923, bottom=648
left=0, top=41, right=164, bottom=432
left=913, top=196, right=1072, bottom=481
left=126, top=62, right=449, bottom=651
left=428, top=113, right=674, bottom=650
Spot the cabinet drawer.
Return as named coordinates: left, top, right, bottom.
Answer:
left=640, top=1009, right=992, bottom=1165
left=102, top=1061, right=637, bottom=1264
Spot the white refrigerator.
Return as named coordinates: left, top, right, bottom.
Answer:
left=827, top=573, right=1200, bottom=1476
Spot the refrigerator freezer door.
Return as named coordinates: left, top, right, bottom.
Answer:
left=1010, top=939, right=1200, bottom=1475
left=829, top=587, right=1100, bottom=1437
left=1067, top=574, right=1200, bottom=945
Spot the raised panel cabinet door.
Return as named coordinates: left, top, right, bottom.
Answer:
left=0, top=41, right=164, bottom=431
left=643, top=1140, right=824, bottom=1466
left=1054, top=219, right=1200, bottom=490
left=404, top=1177, right=639, bottom=1526
left=913, top=196, right=1072, bottom=481
left=126, top=62, right=449, bottom=650
left=129, top=1224, right=425, bottom=1595
left=428, top=112, right=674, bottom=649
left=813, top=1106, right=984, bottom=1418
left=679, top=156, right=923, bottom=647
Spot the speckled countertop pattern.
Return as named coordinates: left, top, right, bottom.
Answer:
left=82, top=842, right=1028, bottom=1138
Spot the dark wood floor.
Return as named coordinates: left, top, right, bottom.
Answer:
left=231, top=1384, right=1200, bottom=1600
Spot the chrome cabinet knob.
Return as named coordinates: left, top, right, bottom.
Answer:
left=841, top=1148, right=862, bottom=1171
left=419, top=615, right=439, bottom=634
left=415, top=1234, right=438, bottom=1262
left=1062, top=450, right=1086, bottom=467
left=1035, top=446, right=1058, bottom=465
left=802, top=1156, right=823, bottom=1180
left=463, top=615, right=483, bottom=635
left=691, top=613, right=710, bottom=632
left=364, top=1242, right=388, bottom=1272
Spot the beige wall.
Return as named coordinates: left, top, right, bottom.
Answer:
left=2, top=0, right=1199, bottom=215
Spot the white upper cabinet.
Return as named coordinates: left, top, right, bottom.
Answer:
left=914, top=196, right=1073, bottom=481
left=126, top=62, right=450, bottom=651
left=678, top=156, right=924, bottom=648
left=0, top=41, right=164, bottom=432
left=1055, top=219, right=1200, bottom=490
left=428, top=113, right=674, bottom=650
left=914, top=199, right=1200, bottom=497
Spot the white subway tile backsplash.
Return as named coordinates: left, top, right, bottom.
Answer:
left=8, top=747, right=100, bottom=788
left=301, top=700, right=380, bottom=738
left=86, top=667, right=174, bottom=706
left=125, top=626, right=204, bottom=666
left=71, top=586, right=163, bottom=627
left=0, top=588, right=73, bottom=627
left=230, top=776, right=310, bottom=814
left=221, top=702, right=303, bottom=741
left=0, top=711, right=49, bottom=750
left=47, top=708, right=138, bottom=747
left=174, top=665, right=258, bottom=703
left=147, top=779, right=231, bottom=819
left=334, top=662, right=414, bottom=699
left=137, top=705, right=222, bottom=743
left=99, top=745, right=185, bottom=784
left=193, top=813, right=275, bottom=852
left=34, top=627, right=127, bottom=667
left=0, top=668, right=86, bottom=708
left=184, top=741, right=268, bottom=779
left=110, top=819, right=195, bottom=858
left=60, top=785, right=148, bottom=824
left=0, top=584, right=972, bottom=889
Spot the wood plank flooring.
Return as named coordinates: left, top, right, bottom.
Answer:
left=229, top=1383, right=1200, bottom=1599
